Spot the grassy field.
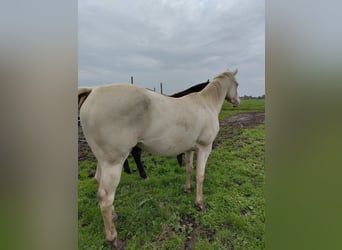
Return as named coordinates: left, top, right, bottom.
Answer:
left=78, top=99, right=265, bottom=249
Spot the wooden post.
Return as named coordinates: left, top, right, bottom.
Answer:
left=131, top=76, right=133, bottom=85
left=160, top=82, right=163, bottom=94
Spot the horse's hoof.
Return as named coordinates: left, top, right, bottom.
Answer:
left=195, top=202, right=206, bottom=211
left=140, top=171, right=148, bottom=179
left=111, top=239, right=125, bottom=250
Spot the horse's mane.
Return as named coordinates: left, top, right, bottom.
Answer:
left=170, top=80, right=210, bottom=98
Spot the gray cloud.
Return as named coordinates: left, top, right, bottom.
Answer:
left=79, top=0, right=264, bottom=96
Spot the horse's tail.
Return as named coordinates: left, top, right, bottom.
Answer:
left=78, top=87, right=93, bottom=110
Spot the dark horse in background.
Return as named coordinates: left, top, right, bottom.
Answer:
left=78, top=80, right=210, bottom=179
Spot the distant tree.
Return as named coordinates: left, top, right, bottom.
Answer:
left=240, top=94, right=265, bottom=100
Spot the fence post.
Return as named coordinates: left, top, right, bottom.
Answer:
left=131, top=76, right=133, bottom=85
left=160, top=82, right=163, bottom=94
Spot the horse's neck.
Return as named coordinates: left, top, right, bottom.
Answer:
left=200, top=79, right=228, bottom=115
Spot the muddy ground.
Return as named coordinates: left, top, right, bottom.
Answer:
left=78, top=112, right=265, bottom=162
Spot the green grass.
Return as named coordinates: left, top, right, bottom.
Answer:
left=79, top=99, right=265, bottom=249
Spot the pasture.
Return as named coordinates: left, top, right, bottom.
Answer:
left=78, top=99, right=265, bottom=249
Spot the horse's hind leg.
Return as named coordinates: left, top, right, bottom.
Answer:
left=184, top=150, right=193, bottom=193
left=97, top=160, right=124, bottom=248
left=95, top=161, right=117, bottom=221
left=95, top=162, right=101, bottom=185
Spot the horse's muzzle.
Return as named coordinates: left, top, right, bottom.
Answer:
left=232, top=98, right=240, bottom=108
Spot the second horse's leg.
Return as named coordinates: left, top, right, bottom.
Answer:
left=184, top=151, right=193, bottom=193
left=177, top=153, right=184, bottom=166
left=131, top=146, right=147, bottom=179
left=123, top=159, right=131, bottom=174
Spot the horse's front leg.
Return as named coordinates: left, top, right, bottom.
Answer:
left=97, top=160, right=124, bottom=248
left=184, top=150, right=193, bottom=193
left=195, top=144, right=212, bottom=211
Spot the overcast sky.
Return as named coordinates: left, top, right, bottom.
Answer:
left=79, top=0, right=264, bottom=96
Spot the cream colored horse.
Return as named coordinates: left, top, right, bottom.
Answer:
left=79, top=70, right=240, bottom=248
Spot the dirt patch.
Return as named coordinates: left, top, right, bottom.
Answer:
left=221, top=112, right=265, bottom=129
left=78, top=112, right=265, bottom=162
left=213, top=112, right=264, bottom=149
left=180, top=214, right=197, bottom=249
left=179, top=213, right=216, bottom=249
left=152, top=214, right=215, bottom=249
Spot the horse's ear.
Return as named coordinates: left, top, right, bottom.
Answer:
left=233, top=69, right=238, bottom=75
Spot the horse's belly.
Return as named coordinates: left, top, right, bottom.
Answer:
left=138, top=138, right=195, bottom=156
